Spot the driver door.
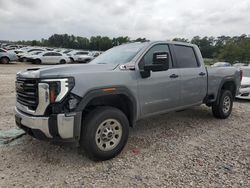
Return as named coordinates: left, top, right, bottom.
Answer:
left=137, top=44, right=181, bottom=117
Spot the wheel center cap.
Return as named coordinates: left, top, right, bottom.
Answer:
left=101, top=128, right=114, bottom=141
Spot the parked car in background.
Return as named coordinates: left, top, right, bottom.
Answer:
left=29, top=51, right=70, bottom=64
left=67, top=50, right=94, bottom=63
left=0, top=48, right=18, bottom=64
left=62, top=49, right=73, bottom=54
left=236, top=67, right=250, bottom=100
left=211, top=62, right=231, bottom=67
left=18, top=48, right=46, bottom=62
left=24, top=51, right=43, bottom=62
left=90, top=51, right=102, bottom=57
left=233, top=63, right=247, bottom=67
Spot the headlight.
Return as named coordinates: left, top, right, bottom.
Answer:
left=241, top=85, right=250, bottom=89
left=41, top=77, right=74, bottom=103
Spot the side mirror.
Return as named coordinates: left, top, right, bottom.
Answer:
left=144, top=52, right=169, bottom=72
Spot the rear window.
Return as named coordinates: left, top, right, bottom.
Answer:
left=174, top=45, right=199, bottom=68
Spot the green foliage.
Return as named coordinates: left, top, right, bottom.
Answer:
left=171, top=34, right=250, bottom=64
left=17, top=34, right=131, bottom=51
left=218, top=36, right=250, bottom=63
left=172, top=38, right=189, bottom=43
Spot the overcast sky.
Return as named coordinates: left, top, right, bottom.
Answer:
left=0, top=0, right=250, bottom=41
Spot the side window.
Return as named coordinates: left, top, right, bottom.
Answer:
left=174, top=45, right=199, bottom=68
left=53, top=52, right=62, bottom=56
left=142, top=44, right=172, bottom=67
left=0, top=49, right=5, bottom=52
left=43, top=52, right=52, bottom=56
left=76, top=52, right=88, bottom=55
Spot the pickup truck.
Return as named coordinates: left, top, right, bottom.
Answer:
left=15, top=41, right=241, bottom=160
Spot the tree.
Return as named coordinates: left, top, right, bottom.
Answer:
left=191, top=36, right=216, bottom=58
left=172, top=38, right=189, bottom=43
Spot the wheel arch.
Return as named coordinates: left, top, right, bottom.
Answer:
left=216, top=78, right=237, bottom=104
left=76, top=87, right=137, bottom=127
left=0, top=56, right=10, bottom=61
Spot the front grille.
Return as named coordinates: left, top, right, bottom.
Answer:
left=16, top=77, right=38, bottom=111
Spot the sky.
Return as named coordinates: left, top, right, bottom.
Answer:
left=0, top=0, right=250, bottom=41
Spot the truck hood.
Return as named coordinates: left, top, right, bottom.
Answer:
left=17, top=63, right=119, bottom=78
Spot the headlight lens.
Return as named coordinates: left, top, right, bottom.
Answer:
left=241, top=85, right=250, bottom=89
left=41, top=77, right=74, bottom=103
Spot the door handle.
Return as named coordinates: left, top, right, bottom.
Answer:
left=199, top=72, right=206, bottom=76
left=170, top=74, right=179, bottom=79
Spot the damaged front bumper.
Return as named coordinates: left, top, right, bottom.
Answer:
left=15, top=107, right=82, bottom=141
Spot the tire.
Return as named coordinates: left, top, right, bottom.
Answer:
left=80, top=107, right=129, bottom=161
left=35, top=59, right=41, bottom=64
left=59, top=59, right=66, bottom=64
left=0, top=57, right=10, bottom=64
left=212, top=90, right=233, bottom=119
left=69, top=57, right=74, bottom=63
left=22, top=57, right=27, bottom=62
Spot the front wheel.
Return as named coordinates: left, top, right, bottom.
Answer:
left=80, top=107, right=129, bottom=161
left=35, top=59, right=41, bottom=64
left=1, top=57, right=10, bottom=64
left=212, top=90, right=233, bottom=119
left=59, top=59, right=66, bottom=64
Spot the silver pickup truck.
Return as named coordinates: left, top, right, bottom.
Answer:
left=15, top=41, right=241, bottom=160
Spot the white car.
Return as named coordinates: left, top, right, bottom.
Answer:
left=211, top=62, right=231, bottom=67
left=25, top=51, right=43, bottom=62
left=236, top=68, right=250, bottom=100
left=0, top=48, right=18, bottom=63
left=29, top=51, right=71, bottom=64
left=67, top=50, right=94, bottom=63
left=18, top=48, right=45, bottom=62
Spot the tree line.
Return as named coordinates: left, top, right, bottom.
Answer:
left=16, top=34, right=250, bottom=64
left=16, top=34, right=148, bottom=51
left=173, top=34, right=250, bottom=64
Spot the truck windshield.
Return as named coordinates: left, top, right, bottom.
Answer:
left=90, top=43, right=147, bottom=65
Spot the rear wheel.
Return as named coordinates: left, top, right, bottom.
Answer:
left=0, top=57, right=10, bottom=64
left=212, top=90, right=233, bottom=119
left=80, top=107, right=129, bottom=161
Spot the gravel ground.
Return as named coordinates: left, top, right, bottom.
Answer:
left=0, top=62, right=249, bottom=187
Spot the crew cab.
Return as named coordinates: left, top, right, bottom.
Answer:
left=15, top=41, right=241, bottom=160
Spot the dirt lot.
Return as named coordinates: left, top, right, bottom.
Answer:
left=0, top=62, right=249, bottom=187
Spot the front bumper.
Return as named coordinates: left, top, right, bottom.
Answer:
left=15, top=108, right=82, bottom=141
left=236, top=87, right=250, bottom=100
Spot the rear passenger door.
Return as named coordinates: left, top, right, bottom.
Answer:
left=53, top=52, right=62, bottom=63
left=172, top=45, right=207, bottom=107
